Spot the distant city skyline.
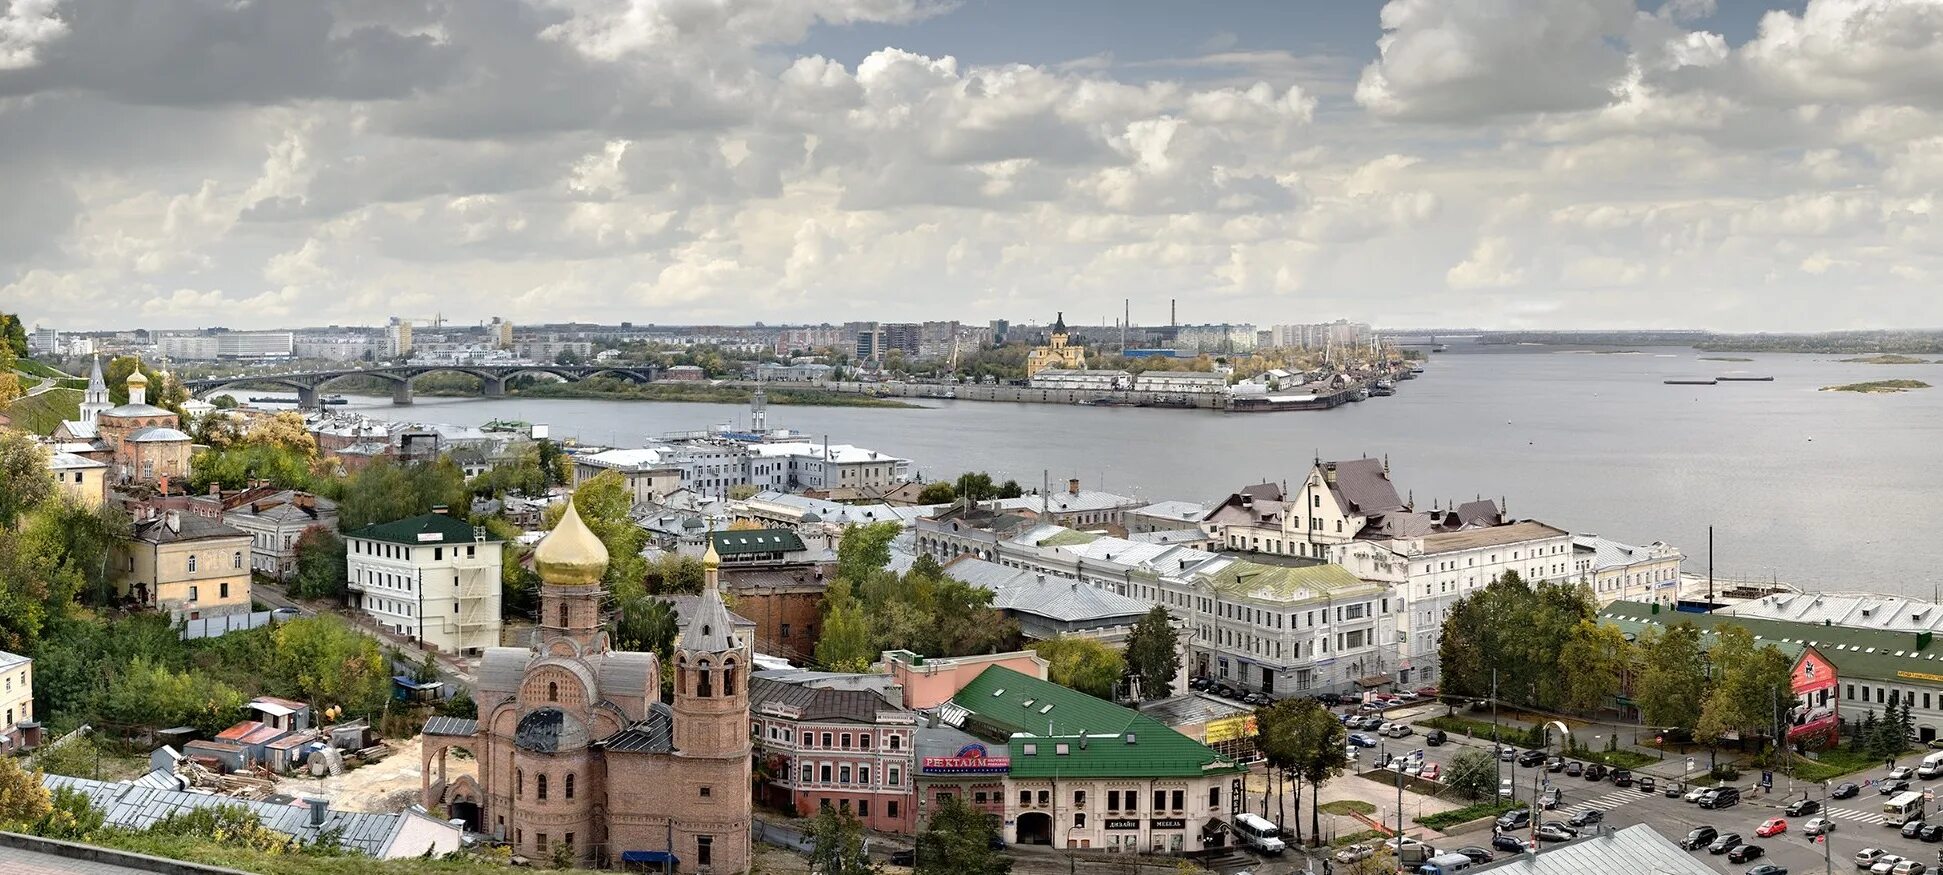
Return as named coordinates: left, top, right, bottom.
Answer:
left=3, top=1, right=1939, bottom=332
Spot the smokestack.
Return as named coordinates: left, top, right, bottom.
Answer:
left=1170, top=299, right=1177, bottom=327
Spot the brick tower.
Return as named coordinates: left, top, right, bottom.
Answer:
left=668, top=539, right=752, bottom=871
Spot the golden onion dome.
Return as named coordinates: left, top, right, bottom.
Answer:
left=702, top=538, right=721, bottom=570
left=535, top=499, right=608, bottom=585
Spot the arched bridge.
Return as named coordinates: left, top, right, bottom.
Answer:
left=182, top=364, right=661, bottom=407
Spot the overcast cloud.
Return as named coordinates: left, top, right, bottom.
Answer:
left=2, top=0, right=1940, bottom=331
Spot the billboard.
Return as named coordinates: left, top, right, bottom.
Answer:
left=921, top=742, right=1011, bottom=774
left=1205, top=715, right=1259, bottom=744
left=1788, top=647, right=1839, bottom=745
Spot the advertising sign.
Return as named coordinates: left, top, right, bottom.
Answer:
left=1205, top=715, right=1259, bottom=744
left=921, top=742, right=1011, bottom=774
left=1789, top=648, right=1840, bottom=744
left=1150, top=819, right=1186, bottom=830
left=1105, top=819, right=1140, bottom=831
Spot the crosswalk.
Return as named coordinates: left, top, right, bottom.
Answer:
left=1825, top=807, right=1888, bottom=825
left=1572, top=790, right=1644, bottom=812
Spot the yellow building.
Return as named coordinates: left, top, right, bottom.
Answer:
left=115, top=511, right=254, bottom=621
left=0, top=651, right=33, bottom=751
left=1023, top=312, right=1085, bottom=377
left=48, top=451, right=108, bottom=507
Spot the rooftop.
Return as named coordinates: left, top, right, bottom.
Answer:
left=1597, top=600, right=1943, bottom=682
left=48, top=451, right=106, bottom=471
left=1573, top=533, right=1682, bottom=572
left=1131, top=500, right=1209, bottom=522
left=1201, top=558, right=1375, bottom=602
left=1419, top=520, right=1570, bottom=554
left=943, top=666, right=1240, bottom=779
left=1466, top=824, right=1715, bottom=874
left=943, top=557, right=1154, bottom=625
left=344, top=512, right=493, bottom=546
left=749, top=674, right=909, bottom=724
left=1717, top=591, right=1943, bottom=634
left=131, top=514, right=247, bottom=545
left=710, top=529, right=807, bottom=556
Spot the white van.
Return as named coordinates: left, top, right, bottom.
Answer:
left=1419, top=852, right=1476, bottom=875
left=1918, top=751, right=1943, bottom=779
left=1233, top=813, right=1287, bottom=855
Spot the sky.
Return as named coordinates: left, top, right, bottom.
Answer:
left=2, top=0, right=1940, bottom=333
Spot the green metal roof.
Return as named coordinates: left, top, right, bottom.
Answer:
left=344, top=512, right=491, bottom=546
left=1206, top=560, right=1376, bottom=601
left=1600, top=601, right=1941, bottom=684
left=950, top=666, right=1241, bottom=779
left=709, top=529, right=806, bottom=555
left=1036, top=529, right=1102, bottom=548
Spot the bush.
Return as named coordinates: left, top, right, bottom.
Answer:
left=1416, top=800, right=1519, bottom=832
left=1710, top=765, right=1741, bottom=781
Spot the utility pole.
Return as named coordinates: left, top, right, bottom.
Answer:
left=1492, top=669, right=1501, bottom=793
left=1707, top=525, right=1714, bottom=606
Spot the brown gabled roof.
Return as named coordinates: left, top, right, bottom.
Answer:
left=749, top=676, right=904, bottom=725
left=1324, top=458, right=1405, bottom=515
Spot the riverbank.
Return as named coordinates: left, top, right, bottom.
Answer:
left=1838, top=354, right=1933, bottom=364
left=515, top=380, right=918, bottom=408
left=1821, top=379, right=1932, bottom=393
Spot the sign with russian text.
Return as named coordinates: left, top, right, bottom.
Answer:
left=1105, top=819, right=1140, bottom=830
left=1150, top=818, right=1186, bottom=830
left=921, top=742, right=1010, bottom=774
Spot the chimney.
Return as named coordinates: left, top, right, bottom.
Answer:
left=164, top=511, right=180, bottom=534
left=1323, top=464, right=1337, bottom=485
left=431, top=505, right=449, bottom=515
left=306, top=796, right=329, bottom=827
left=1067, top=478, right=1080, bottom=495
left=209, top=482, right=221, bottom=496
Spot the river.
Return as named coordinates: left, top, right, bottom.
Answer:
left=271, top=346, right=1943, bottom=595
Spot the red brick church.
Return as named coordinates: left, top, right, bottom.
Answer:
left=423, top=499, right=751, bottom=871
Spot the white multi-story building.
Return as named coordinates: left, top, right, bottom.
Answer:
left=344, top=510, right=502, bottom=655
left=1572, top=534, right=1684, bottom=605
left=28, top=327, right=58, bottom=355
left=750, top=442, right=912, bottom=492
left=1132, top=371, right=1229, bottom=395
left=157, top=331, right=295, bottom=360
left=1027, top=369, right=1131, bottom=391
left=1173, top=324, right=1257, bottom=354
left=223, top=491, right=339, bottom=581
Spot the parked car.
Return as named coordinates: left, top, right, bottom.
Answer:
left=1700, top=787, right=1742, bottom=809
left=1919, top=823, right=1943, bottom=843
left=1405, top=759, right=1426, bottom=777
left=1567, top=809, right=1604, bottom=828
left=1868, top=855, right=1906, bottom=875
left=1730, top=844, right=1767, bottom=864
left=1333, top=844, right=1376, bottom=864
left=1535, top=823, right=1579, bottom=842
left=1584, top=764, right=1608, bottom=781
left=1663, top=780, right=1683, bottom=798
left=1682, top=826, right=1718, bottom=851
left=1539, top=788, right=1562, bottom=809
left=1189, top=678, right=1211, bottom=692
left=1565, top=761, right=1584, bottom=777
left=1684, top=785, right=1710, bottom=803
left=1746, top=866, right=1789, bottom=875
left=1425, top=729, right=1448, bottom=746
left=1805, top=817, right=1835, bottom=836
left=1905, top=820, right=1929, bottom=840
left=1499, top=745, right=1517, bottom=762
left=1499, top=778, right=1515, bottom=799
left=1348, top=732, right=1379, bottom=748
left=1453, top=847, right=1492, bottom=864
left=1638, top=776, right=1655, bottom=792
left=1833, top=782, right=1861, bottom=799
left=1491, top=834, right=1531, bottom=854
left=1757, top=818, right=1788, bottom=837
left=889, top=849, right=916, bottom=866
left=1611, top=768, right=1633, bottom=787
left=1420, top=763, right=1441, bottom=781
left=1545, top=756, right=1567, bottom=772
left=1890, top=861, right=1926, bottom=875
left=1517, top=749, right=1546, bottom=767
left=1857, top=848, right=1890, bottom=868
left=1708, top=832, right=1744, bottom=855
left=1496, top=809, right=1532, bottom=831
left=1382, top=722, right=1415, bottom=738
left=1786, top=799, right=1822, bottom=817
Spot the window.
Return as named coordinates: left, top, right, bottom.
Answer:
left=434, top=547, right=443, bottom=561
left=858, top=800, right=869, bottom=817
left=232, top=551, right=242, bottom=569
left=565, top=774, right=574, bottom=799
left=820, top=765, right=832, bottom=782
left=1108, top=790, right=1120, bottom=810
left=219, top=582, right=229, bottom=599
left=888, top=767, right=899, bottom=786
left=888, top=800, right=899, bottom=818
left=537, top=774, right=548, bottom=800
left=187, top=555, right=198, bottom=573
left=822, top=732, right=833, bottom=748
left=1153, top=790, right=1166, bottom=812
left=548, top=682, right=558, bottom=702
left=839, top=766, right=851, bottom=785
left=700, top=786, right=711, bottom=798
left=1124, top=793, right=1137, bottom=813
left=1020, top=790, right=1032, bottom=806
left=842, top=733, right=852, bottom=749
left=781, top=623, right=791, bottom=638
left=564, top=833, right=574, bottom=855
left=188, top=585, right=199, bottom=602
left=889, top=734, right=901, bottom=750
left=697, top=836, right=712, bottom=866
left=1038, top=790, right=1050, bottom=807
left=558, top=604, right=569, bottom=628
left=859, top=734, right=871, bottom=749
left=801, top=765, right=812, bottom=784
left=1075, top=790, right=1087, bottom=807
left=537, top=834, right=548, bottom=852
left=1171, top=790, right=1184, bottom=810
left=859, top=766, right=870, bottom=784
left=1210, top=787, right=1221, bottom=807
left=724, top=661, right=736, bottom=695
left=517, top=770, right=524, bottom=798
left=697, top=661, right=713, bottom=697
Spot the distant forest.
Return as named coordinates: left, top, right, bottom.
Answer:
left=1472, top=330, right=1943, bottom=354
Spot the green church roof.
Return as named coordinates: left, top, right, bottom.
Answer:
left=949, top=666, right=1241, bottom=779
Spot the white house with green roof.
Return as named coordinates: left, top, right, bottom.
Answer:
left=924, top=665, right=1245, bottom=855
left=345, top=510, right=503, bottom=655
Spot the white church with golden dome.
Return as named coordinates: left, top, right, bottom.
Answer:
left=422, top=499, right=751, bottom=871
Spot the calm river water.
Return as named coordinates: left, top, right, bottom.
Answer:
left=301, top=347, right=1943, bottom=594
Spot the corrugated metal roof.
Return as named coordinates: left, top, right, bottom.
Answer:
left=423, top=716, right=478, bottom=737
left=603, top=703, right=674, bottom=754
left=1468, top=825, right=1714, bottom=874
left=942, top=558, right=1152, bottom=625
left=40, top=774, right=440, bottom=857
left=950, top=666, right=1240, bottom=779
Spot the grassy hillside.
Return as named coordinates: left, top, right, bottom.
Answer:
left=4, top=388, right=81, bottom=434
left=14, top=358, right=71, bottom=379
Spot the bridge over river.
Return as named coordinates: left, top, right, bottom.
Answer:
left=182, top=363, right=660, bottom=407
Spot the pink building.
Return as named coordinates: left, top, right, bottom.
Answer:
left=749, top=671, right=917, bottom=834
left=880, top=649, right=1048, bottom=709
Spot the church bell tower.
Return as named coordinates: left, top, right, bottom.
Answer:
left=673, top=539, right=749, bottom=758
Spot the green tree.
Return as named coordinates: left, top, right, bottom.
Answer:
left=1635, top=623, right=1707, bottom=730
left=190, top=441, right=315, bottom=492
left=100, top=657, right=247, bottom=735
left=269, top=617, right=390, bottom=714
left=644, top=552, right=706, bottom=595
left=1697, top=624, right=1795, bottom=753
left=0, top=313, right=26, bottom=358
left=807, top=806, right=876, bottom=875
left=996, top=480, right=1025, bottom=499
left=209, top=394, right=239, bottom=410
left=289, top=526, right=348, bottom=600
left=545, top=471, right=648, bottom=590
left=0, top=756, right=51, bottom=830
left=1443, top=749, right=1498, bottom=801
left=953, top=472, right=998, bottom=502
left=334, top=456, right=470, bottom=529
left=535, top=438, right=569, bottom=487
left=1031, top=637, right=1125, bottom=700
left=1436, top=571, right=1596, bottom=710
left=815, top=580, right=877, bottom=672
left=1253, top=699, right=1306, bottom=834
left=438, top=686, right=478, bottom=719
left=1123, top=606, right=1181, bottom=701
left=0, top=430, right=54, bottom=528
left=1558, top=619, right=1631, bottom=712
left=916, top=482, right=956, bottom=505
left=915, top=794, right=1010, bottom=875
left=32, top=786, right=103, bottom=840
left=613, top=596, right=680, bottom=657
left=836, top=522, right=901, bottom=585
left=1292, top=699, right=1349, bottom=846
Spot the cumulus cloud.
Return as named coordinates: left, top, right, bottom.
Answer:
left=0, top=0, right=68, bottom=70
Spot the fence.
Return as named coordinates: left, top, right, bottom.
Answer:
left=178, top=611, right=274, bottom=640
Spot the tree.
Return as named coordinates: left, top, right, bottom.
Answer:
left=334, top=456, right=470, bottom=529
left=953, top=472, right=998, bottom=503
left=0, top=755, right=51, bottom=830
left=1436, top=571, right=1597, bottom=710
left=1636, top=623, right=1707, bottom=730
left=248, top=411, right=319, bottom=458
left=807, top=806, right=876, bottom=875
left=289, top=526, right=348, bottom=600
left=544, top=471, right=648, bottom=590
left=1031, top=637, right=1125, bottom=700
left=102, top=356, right=186, bottom=415
left=0, top=430, right=53, bottom=528
left=1124, top=606, right=1181, bottom=701
left=190, top=441, right=316, bottom=492
left=269, top=617, right=390, bottom=714
left=535, top=438, right=569, bottom=487
left=916, top=482, right=957, bottom=505
left=996, top=480, right=1025, bottom=499
left=1698, top=624, right=1795, bottom=753
left=612, top=596, right=679, bottom=656
left=815, top=580, right=877, bottom=672
left=1558, top=619, right=1631, bottom=712
left=1443, top=749, right=1498, bottom=801
left=1292, top=700, right=1349, bottom=846
left=1254, top=700, right=1305, bottom=834
left=644, top=552, right=706, bottom=595
left=33, top=786, right=104, bottom=840
left=836, top=522, right=901, bottom=585
left=915, top=795, right=1010, bottom=875
left=0, top=313, right=26, bottom=358
left=20, top=496, right=127, bottom=611
left=0, top=341, right=20, bottom=408
left=210, top=394, right=239, bottom=410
